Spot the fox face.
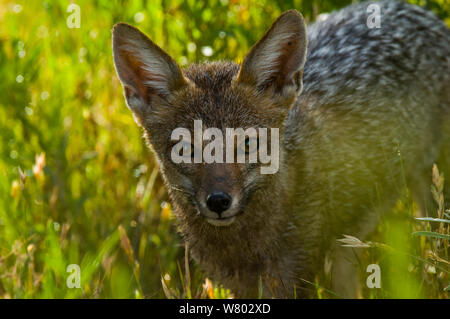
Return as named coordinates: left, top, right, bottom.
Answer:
left=112, top=10, right=307, bottom=228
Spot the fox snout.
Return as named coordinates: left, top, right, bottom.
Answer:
left=194, top=164, right=243, bottom=226
left=206, top=192, right=232, bottom=215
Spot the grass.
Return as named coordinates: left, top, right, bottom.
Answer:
left=0, top=0, right=449, bottom=299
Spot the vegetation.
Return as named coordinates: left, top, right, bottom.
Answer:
left=0, top=0, right=449, bottom=298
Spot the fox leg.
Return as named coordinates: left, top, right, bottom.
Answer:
left=436, top=122, right=450, bottom=208
left=408, top=168, right=438, bottom=218
left=330, top=243, right=362, bottom=299
left=409, top=124, right=450, bottom=219
left=330, top=208, right=382, bottom=298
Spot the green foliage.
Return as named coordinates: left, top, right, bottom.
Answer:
left=0, top=0, right=448, bottom=299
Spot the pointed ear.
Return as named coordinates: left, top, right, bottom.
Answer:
left=237, top=10, right=307, bottom=96
left=112, top=23, right=187, bottom=118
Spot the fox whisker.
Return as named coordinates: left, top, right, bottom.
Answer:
left=170, top=185, right=194, bottom=196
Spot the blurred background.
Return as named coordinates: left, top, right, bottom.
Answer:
left=0, top=0, right=449, bottom=298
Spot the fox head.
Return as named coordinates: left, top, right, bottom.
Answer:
left=112, top=11, right=307, bottom=229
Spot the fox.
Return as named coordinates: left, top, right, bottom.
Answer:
left=112, top=0, right=450, bottom=298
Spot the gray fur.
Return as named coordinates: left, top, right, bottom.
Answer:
left=283, top=0, right=450, bottom=297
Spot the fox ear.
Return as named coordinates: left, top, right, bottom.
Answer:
left=112, top=23, right=187, bottom=118
left=237, top=10, right=307, bottom=96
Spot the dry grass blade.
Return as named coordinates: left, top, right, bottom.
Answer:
left=202, top=278, right=215, bottom=299
left=185, top=242, right=192, bottom=298
left=337, top=234, right=371, bottom=248
left=118, top=225, right=134, bottom=264
left=412, top=231, right=450, bottom=240
left=161, top=277, right=175, bottom=299
left=415, top=217, right=450, bottom=224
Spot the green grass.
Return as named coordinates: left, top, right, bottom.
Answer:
left=0, top=0, right=449, bottom=299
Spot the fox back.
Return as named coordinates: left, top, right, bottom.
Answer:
left=113, top=1, right=450, bottom=298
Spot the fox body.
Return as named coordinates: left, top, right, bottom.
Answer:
left=113, top=1, right=450, bottom=298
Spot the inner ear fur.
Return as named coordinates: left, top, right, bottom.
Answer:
left=237, top=10, right=308, bottom=95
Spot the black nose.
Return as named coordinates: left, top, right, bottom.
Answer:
left=206, top=192, right=232, bottom=214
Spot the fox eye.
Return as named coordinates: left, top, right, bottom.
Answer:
left=173, top=141, right=194, bottom=159
left=179, top=143, right=194, bottom=158
left=238, top=136, right=259, bottom=155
